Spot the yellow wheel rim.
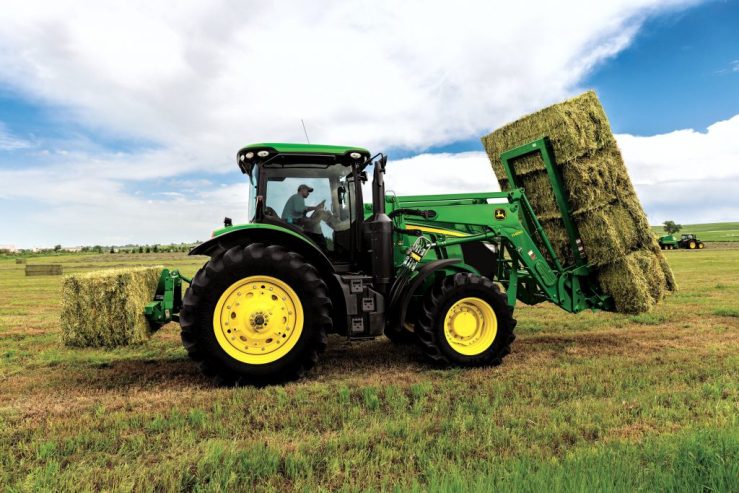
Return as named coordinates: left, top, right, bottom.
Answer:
left=689, top=242, right=696, bottom=249
left=213, top=275, right=304, bottom=365
left=699, top=243, right=704, bottom=249
left=443, top=297, right=497, bottom=356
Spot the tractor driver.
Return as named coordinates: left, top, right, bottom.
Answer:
left=281, top=184, right=322, bottom=226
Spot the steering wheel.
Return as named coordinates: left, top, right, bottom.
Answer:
left=307, top=200, right=326, bottom=218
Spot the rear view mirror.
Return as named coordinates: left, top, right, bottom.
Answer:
left=377, top=155, right=387, bottom=172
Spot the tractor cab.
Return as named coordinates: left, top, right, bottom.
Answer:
left=680, top=234, right=695, bottom=241
left=237, top=143, right=373, bottom=263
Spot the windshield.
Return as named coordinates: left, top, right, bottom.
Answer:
left=262, top=163, right=358, bottom=254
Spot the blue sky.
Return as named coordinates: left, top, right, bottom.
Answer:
left=413, top=0, right=739, bottom=155
left=590, top=0, right=739, bottom=135
left=0, top=0, right=738, bottom=248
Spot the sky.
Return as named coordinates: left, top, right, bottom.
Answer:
left=0, top=0, right=737, bottom=248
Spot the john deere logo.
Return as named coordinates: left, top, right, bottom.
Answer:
left=495, top=208, right=506, bottom=220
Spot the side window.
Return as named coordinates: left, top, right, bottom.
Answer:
left=261, top=165, right=359, bottom=258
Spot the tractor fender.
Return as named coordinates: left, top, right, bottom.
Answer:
left=391, top=259, right=462, bottom=328
left=189, top=224, right=345, bottom=332
left=189, top=223, right=335, bottom=274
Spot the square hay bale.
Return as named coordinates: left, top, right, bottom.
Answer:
left=481, top=90, right=675, bottom=314
left=61, top=267, right=163, bottom=347
left=484, top=90, right=616, bottom=170
left=15, top=258, right=26, bottom=264
left=25, top=264, right=63, bottom=276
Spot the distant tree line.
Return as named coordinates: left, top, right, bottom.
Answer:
left=1, top=242, right=200, bottom=257
left=87, top=243, right=197, bottom=254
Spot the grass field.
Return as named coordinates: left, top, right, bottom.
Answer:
left=651, top=222, right=739, bottom=242
left=1, top=251, right=738, bottom=492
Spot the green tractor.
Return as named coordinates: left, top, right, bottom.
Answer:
left=658, top=233, right=705, bottom=250
left=145, top=139, right=614, bottom=384
left=677, top=233, right=705, bottom=250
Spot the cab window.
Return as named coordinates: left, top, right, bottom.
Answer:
left=262, top=164, right=357, bottom=255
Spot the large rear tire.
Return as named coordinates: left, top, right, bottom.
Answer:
left=180, top=243, right=331, bottom=385
left=415, top=273, right=516, bottom=366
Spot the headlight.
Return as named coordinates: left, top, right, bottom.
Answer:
left=257, top=150, right=269, bottom=158
left=245, top=151, right=254, bottom=159
left=350, top=152, right=361, bottom=159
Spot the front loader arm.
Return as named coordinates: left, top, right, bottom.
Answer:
left=391, top=190, right=612, bottom=313
left=425, top=206, right=563, bottom=307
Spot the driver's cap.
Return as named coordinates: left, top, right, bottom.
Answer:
left=298, top=184, right=314, bottom=192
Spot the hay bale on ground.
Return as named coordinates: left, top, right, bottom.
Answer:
left=61, top=267, right=163, bottom=347
left=481, top=90, right=675, bottom=314
left=25, top=264, right=63, bottom=276
left=15, top=258, right=26, bottom=264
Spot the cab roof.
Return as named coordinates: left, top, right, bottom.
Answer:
left=236, top=143, right=372, bottom=175
left=240, top=143, right=370, bottom=155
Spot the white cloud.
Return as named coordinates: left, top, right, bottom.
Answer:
left=0, top=0, right=719, bottom=247
left=0, top=0, right=698, bottom=155
left=3, top=113, right=738, bottom=247
left=616, top=114, right=739, bottom=224
left=382, top=152, right=500, bottom=197
left=375, top=114, right=739, bottom=226
left=0, top=160, right=251, bottom=246
left=0, top=123, right=31, bottom=150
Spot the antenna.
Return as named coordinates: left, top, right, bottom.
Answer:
left=300, top=119, right=311, bottom=144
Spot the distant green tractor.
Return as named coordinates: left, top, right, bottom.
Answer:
left=658, top=233, right=705, bottom=250
left=144, top=140, right=618, bottom=384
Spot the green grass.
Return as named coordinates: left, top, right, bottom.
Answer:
left=1, top=250, right=738, bottom=491
left=651, top=221, right=739, bottom=242
left=713, top=308, right=739, bottom=318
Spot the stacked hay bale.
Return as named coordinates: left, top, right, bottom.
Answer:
left=482, top=91, right=675, bottom=313
left=61, top=267, right=163, bottom=347
left=15, top=258, right=26, bottom=264
left=25, top=264, right=63, bottom=276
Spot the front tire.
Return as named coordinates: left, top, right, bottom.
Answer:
left=180, top=243, right=331, bottom=385
left=415, top=273, right=516, bottom=366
